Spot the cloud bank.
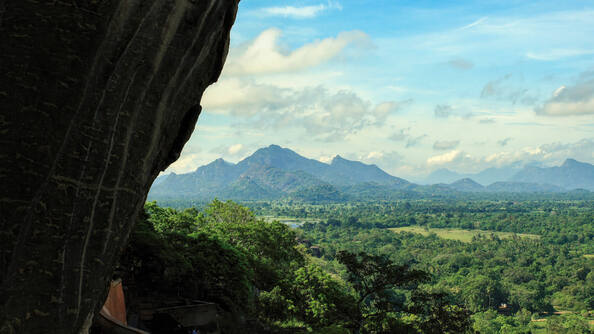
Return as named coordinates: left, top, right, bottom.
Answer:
left=433, top=140, right=460, bottom=150
left=257, top=1, right=342, bottom=19
left=536, top=74, right=594, bottom=116
left=223, top=28, right=370, bottom=75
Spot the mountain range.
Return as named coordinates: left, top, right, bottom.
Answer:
left=149, top=145, right=594, bottom=201
left=424, top=158, right=594, bottom=191
left=422, top=164, right=523, bottom=185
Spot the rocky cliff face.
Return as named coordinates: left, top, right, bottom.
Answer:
left=0, top=1, right=239, bottom=333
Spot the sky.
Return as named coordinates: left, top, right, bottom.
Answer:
left=167, top=0, right=594, bottom=181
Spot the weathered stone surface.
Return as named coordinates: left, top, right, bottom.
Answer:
left=0, top=1, right=239, bottom=333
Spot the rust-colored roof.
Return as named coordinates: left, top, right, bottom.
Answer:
left=102, top=279, right=127, bottom=325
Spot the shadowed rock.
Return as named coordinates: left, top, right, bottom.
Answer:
left=0, top=0, right=239, bottom=332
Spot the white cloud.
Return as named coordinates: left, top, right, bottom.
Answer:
left=202, top=78, right=286, bottom=114
left=553, top=86, right=566, bottom=97
left=228, top=144, right=244, bottom=155
left=497, top=137, right=512, bottom=147
left=480, top=74, right=537, bottom=105
left=388, top=127, right=426, bottom=148
left=389, top=128, right=410, bottom=142
left=434, top=104, right=453, bottom=118
left=459, top=17, right=488, bottom=30
left=538, top=99, right=594, bottom=116
left=481, top=138, right=594, bottom=167
left=318, top=155, right=333, bottom=164
left=223, top=28, right=370, bottom=75
left=361, top=151, right=404, bottom=169
left=203, top=78, right=406, bottom=142
left=526, top=49, right=594, bottom=61
left=366, top=151, right=384, bottom=160
left=167, top=153, right=204, bottom=174
left=536, top=75, right=594, bottom=116
left=258, top=1, right=342, bottom=19
left=427, top=150, right=464, bottom=165
left=433, top=140, right=460, bottom=150
left=374, top=101, right=403, bottom=115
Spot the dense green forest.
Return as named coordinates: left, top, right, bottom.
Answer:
left=125, top=199, right=593, bottom=333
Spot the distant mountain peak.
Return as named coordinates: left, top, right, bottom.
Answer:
left=453, top=178, right=480, bottom=184
left=561, top=158, right=581, bottom=167
left=148, top=145, right=593, bottom=200
left=149, top=144, right=413, bottom=200
left=448, top=178, right=485, bottom=192
left=511, top=158, right=594, bottom=191
left=248, top=144, right=298, bottom=158
left=331, top=155, right=360, bottom=165
left=201, top=157, right=233, bottom=169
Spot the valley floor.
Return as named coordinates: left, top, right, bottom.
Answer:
left=389, top=225, right=540, bottom=242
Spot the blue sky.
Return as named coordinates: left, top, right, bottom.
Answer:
left=168, top=0, right=594, bottom=180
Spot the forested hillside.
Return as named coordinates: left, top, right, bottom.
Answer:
left=124, top=199, right=593, bottom=333
left=122, top=201, right=472, bottom=333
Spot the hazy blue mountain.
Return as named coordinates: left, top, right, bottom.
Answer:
left=510, top=159, right=594, bottom=190
left=150, top=158, right=239, bottom=198
left=472, top=165, right=522, bottom=185
left=236, top=145, right=409, bottom=187
left=148, top=145, right=590, bottom=201
left=149, top=145, right=410, bottom=200
left=238, top=164, right=325, bottom=193
left=152, top=173, right=170, bottom=186
left=485, top=182, right=565, bottom=193
left=423, top=168, right=465, bottom=184
left=425, top=159, right=594, bottom=190
left=327, top=155, right=409, bottom=186
left=423, top=165, right=522, bottom=185
left=236, top=145, right=328, bottom=176
left=448, top=178, right=486, bottom=192
left=220, top=175, right=283, bottom=200
left=193, top=158, right=240, bottom=186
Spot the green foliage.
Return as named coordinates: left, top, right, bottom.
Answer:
left=288, top=264, right=357, bottom=328
left=407, top=290, right=472, bottom=333
left=199, top=199, right=304, bottom=291
left=334, top=251, right=472, bottom=333
left=545, top=314, right=591, bottom=333
left=257, top=286, right=295, bottom=321
left=278, top=199, right=593, bottom=333
left=145, top=201, right=201, bottom=234
left=123, top=200, right=357, bottom=331
left=461, top=274, right=507, bottom=312
left=126, top=199, right=594, bottom=333
left=119, top=212, right=252, bottom=311
left=204, top=199, right=256, bottom=225
left=471, top=310, right=530, bottom=334
left=336, top=251, right=428, bottom=308
left=290, top=184, right=347, bottom=203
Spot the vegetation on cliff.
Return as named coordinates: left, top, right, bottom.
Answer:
left=121, top=200, right=474, bottom=333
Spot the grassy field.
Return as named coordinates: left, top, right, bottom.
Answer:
left=389, top=226, right=540, bottom=243
left=260, top=216, right=321, bottom=227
